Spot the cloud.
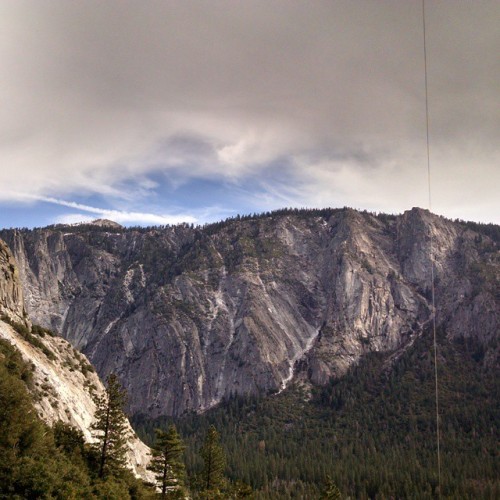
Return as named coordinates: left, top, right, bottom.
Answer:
left=54, top=214, right=96, bottom=225
left=0, top=1, right=499, bottom=223
left=15, top=194, right=197, bottom=226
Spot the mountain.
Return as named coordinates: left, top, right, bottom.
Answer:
left=0, top=235, right=28, bottom=324
left=1, top=208, right=498, bottom=418
left=0, top=237, right=152, bottom=481
left=136, top=326, right=499, bottom=498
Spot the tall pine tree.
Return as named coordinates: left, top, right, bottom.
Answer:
left=91, top=373, right=129, bottom=478
left=200, top=425, right=226, bottom=494
left=321, top=476, right=342, bottom=499
left=147, top=425, right=186, bottom=499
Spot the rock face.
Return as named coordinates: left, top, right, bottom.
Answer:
left=0, top=238, right=28, bottom=324
left=86, top=218, right=124, bottom=229
left=0, top=238, right=152, bottom=481
left=1, top=208, right=498, bottom=417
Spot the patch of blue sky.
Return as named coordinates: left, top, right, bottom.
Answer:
left=0, top=200, right=72, bottom=229
left=0, top=157, right=308, bottom=229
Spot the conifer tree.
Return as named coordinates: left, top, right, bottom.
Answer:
left=321, top=476, right=342, bottom=499
left=200, top=425, right=226, bottom=493
left=147, top=425, right=186, bottom=499
left=91, top=373, right=129, bottom=478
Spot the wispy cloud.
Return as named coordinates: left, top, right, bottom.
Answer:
left=0, top=1, right=498, bottom=223
left=15, top=193, right=197, bottom=226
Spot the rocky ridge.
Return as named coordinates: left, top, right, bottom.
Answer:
left=0, top=237, right=28, bottom=324
left=1, top=208, right=498, bottom=417
left=0, top=238, right=152, bottom=481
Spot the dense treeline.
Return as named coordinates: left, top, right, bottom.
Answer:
left=455, top=219, right=500, bottom=243
left=0, top=328, right=253, bottom=498
left=1, top=310, right=498, bottom=497
left=201, top=207, right=344, bottom=235
left=134, top=330, right=500, bottom=499
left=0, top=337, right=155, bottom=499
left=3, top=206, right=498, bottom=247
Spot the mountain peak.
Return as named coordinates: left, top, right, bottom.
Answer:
left=88, top=218, right=123, bottom=229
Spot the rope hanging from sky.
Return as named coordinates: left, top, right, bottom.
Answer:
left=422, top=0, right=441, bottom=496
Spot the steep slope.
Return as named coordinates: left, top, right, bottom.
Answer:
left=0, top=320, right=152, bottom=480
left=0, top=238, right=152, bottom=481
left=137, top=329, right=499, bottom=499
left=1, top=208, right=498, bottom=417
left=0, top=236, right=28, bottom=324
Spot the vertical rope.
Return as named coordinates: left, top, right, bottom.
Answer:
left=422, top=0, right=441, bottom=496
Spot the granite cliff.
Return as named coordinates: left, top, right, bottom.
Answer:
left=1, top=208, right=498, bottom=417
left=0, top=236, right=28, bottom=324
left=0, top=238, right=152, bottom=480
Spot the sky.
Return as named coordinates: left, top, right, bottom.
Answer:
left=0, top=0, right=499, bottom=229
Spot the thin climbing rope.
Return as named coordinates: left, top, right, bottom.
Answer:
left=422, top=0, right=441, bottom=496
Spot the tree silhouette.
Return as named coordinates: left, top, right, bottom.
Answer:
left=200, top=425, right=226, bottom=493
left=321, top=476, right=342, bottom=499
left=91, top=373, right=129, bottom=478
left=148, top=425, right=186, bottom=498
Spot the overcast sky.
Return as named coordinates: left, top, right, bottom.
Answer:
left=0, top=0, right=499, bottom=228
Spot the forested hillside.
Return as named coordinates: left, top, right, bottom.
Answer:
left=0, top=335, right=154, bottom=499
left=134, top=329, right=499, bottom=499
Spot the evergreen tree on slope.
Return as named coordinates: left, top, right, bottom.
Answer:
left=321, top=476, right=342, bottom=499
left=91, top=373, right=129, bottom=478
left=148, top=425, right=186, bottom=499
left=200, top=425, right=226, bottom=494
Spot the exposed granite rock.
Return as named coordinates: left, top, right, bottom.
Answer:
left=0, top=237, right=152, bottom=481
left=86, top=218, right=124, bottom=229
left=1, top=208, right=498, bottom=417
left=0, top=238, right=28, bottom=325
left=0, top=320, right=153, bottom=481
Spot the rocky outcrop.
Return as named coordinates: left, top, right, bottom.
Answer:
left=0, top=320, right=152, bottom=481
left=0, top=239, right=28, bottom=325
left=0, top=237, right=152, bottom=481
left=1, top=208, right=498, bottom=417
